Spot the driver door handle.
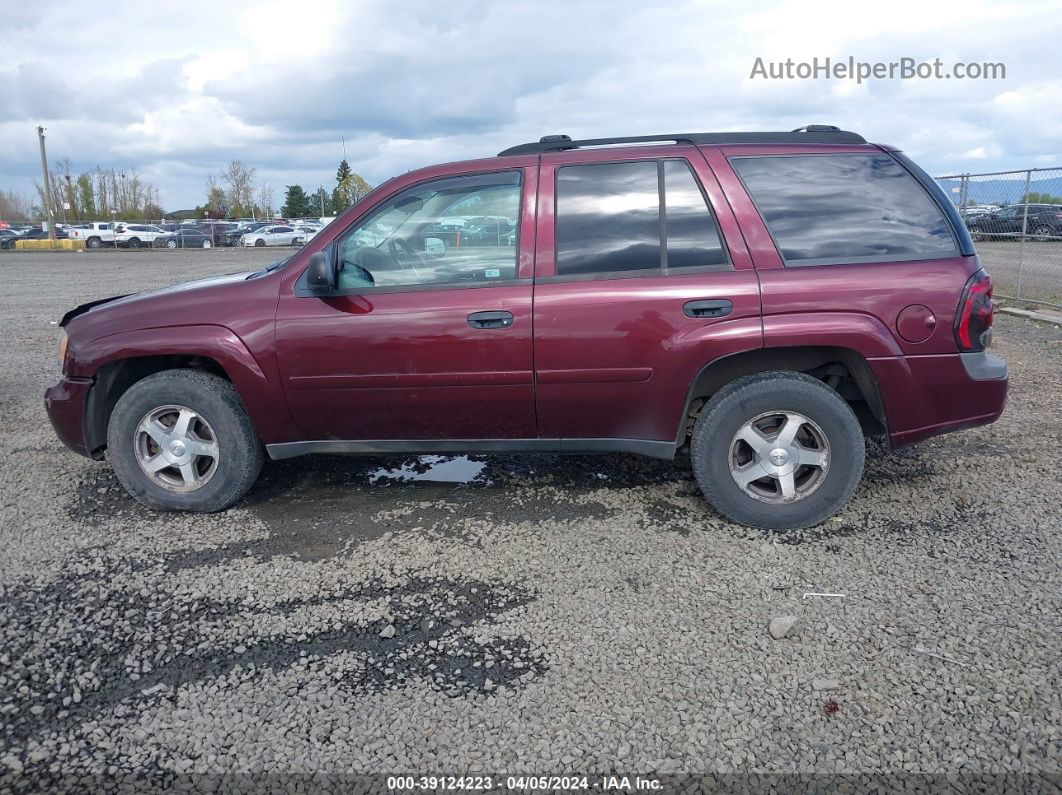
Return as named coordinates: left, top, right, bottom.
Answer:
left=467, top=310, right=514, bottom=329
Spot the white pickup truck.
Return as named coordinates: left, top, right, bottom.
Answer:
left=66, top=222, right=116, bottom=249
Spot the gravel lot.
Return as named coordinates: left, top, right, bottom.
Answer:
left=1, top=249, right=1060, bottom=790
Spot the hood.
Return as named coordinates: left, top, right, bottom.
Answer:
left=59, top=270, right=255, bottom=327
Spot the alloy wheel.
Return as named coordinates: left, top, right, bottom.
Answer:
left=728, top=411, right=830, bottom=504
left=134, top=405, right=220, bottom=492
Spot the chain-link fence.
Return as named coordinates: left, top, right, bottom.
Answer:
left=935, top=167, right=1062, bottom=308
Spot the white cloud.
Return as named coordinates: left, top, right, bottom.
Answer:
left=0, top=0, right=1060, bottom=209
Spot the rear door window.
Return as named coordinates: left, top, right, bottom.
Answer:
left=731, top=153, right=958, bottom=265
left=554, top=159, right=730, bottom=277
left=556, top=161, right=659, bottom=276
left=663, top=160, right=728, bottom=270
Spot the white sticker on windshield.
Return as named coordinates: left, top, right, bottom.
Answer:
left=485, top=268, right=501, bottom=278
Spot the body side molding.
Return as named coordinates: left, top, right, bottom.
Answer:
left=266, top=437, right=678, bottom=461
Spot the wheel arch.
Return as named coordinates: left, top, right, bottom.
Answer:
left=77, top=325, right=294, bottom=458
left=675, top=345, right=887, bottom=447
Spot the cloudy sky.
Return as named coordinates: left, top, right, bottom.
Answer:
left=2, top=0, right=1060, bottom=210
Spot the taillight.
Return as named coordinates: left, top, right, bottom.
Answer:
left=954, top=270, right=994, bottom=352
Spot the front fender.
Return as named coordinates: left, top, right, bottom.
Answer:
left=72, top=324, right=298, bottom=445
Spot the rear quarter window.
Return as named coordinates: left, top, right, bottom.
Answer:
left=731, top=153, right=958, bottom=265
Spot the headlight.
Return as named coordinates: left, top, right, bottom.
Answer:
left=58, top=330, right=69, bottom=371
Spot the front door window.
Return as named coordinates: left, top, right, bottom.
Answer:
left=335, top=171, right=521, bottom=290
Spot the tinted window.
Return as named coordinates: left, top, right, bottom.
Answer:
left=335, top=171, right=520, bottom=290
left=731, top=154, right=957, bottom=265
left=556, top=161, right=659, bottom=275
left=663, top=160, right=727, bottom=270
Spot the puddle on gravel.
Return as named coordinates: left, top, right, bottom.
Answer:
left=369, top=455, right=487, bottom=484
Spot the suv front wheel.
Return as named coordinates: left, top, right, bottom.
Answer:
left=691, top=371, right=864, bottom=530
left=107, top=370, right=264, bottom=511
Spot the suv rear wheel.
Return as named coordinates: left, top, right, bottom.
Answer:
left=690, top=371, right=864, bottom=530
left=106, top=370, right=264, bottom=512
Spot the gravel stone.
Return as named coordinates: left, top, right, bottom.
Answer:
left=768, top=615, right=798, bottom=639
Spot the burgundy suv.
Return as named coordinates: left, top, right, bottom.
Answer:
left=45, top=126, right=1007, bottom=529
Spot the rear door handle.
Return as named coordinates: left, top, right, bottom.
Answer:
left=683, top=299, right=733, bottom=319
left=467, top=310, right=514, bottom=329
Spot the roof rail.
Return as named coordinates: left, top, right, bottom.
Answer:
left=497, top=126, right=866, bottom=156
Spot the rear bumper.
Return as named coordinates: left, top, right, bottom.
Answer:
left=876, top=351, right=1008, bottom=448
left=44, top=376, right=93, bottom=458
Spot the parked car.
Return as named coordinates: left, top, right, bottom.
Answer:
left=220, top=222, right=270, bottom=247
left=154, top=228, right=214, bottom=249
left=0, top=228, right=21, bottom=249
left=294, top=225, right=321, bottom=244
left=967, top=204, right=1062, bottom=240
left=115, top=224, right=168, bottom=249
left=18, top=227, right=69, bottom=242
left=45, top=125, right=1007, bottom=530
left=66, top=222, right=115, bottom=248
left=196, top=222, right=237, bottom=246
left=241, top=225, right=303, bottom=247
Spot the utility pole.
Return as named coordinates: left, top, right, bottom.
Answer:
left=37, top=126, right=56, bottom=240
left=319, top=185, right=325, bottom=217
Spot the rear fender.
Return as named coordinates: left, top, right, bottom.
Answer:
left=762, top=312, right=903, bottom=358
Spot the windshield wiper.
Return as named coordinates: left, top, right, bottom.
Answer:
left=246, top=256, right=291, bottom=279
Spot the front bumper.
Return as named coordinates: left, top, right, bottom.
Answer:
left=44, top=376, right=94, bottom=458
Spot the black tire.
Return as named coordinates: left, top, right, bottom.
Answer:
left=690, top=371, right=864, bottom=530
left=201, top=239, right=211, bottom=249
left=106, top=369, right=264, bottom=512
left=128, top=238, right=141, bottom=249
left=87, top=237, right=102, bottom=249
left=254, top=238, right=265, bottom=247
left=1033, top=225, right=1052, bottom=241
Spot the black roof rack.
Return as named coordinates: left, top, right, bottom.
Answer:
left=497, top=125, right=866, bottom=156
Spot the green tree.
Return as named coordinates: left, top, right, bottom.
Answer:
left=282, top=185, right=313, bottom=218
left=1021, top=191, right=1062, bottom=204
left=76, top=174, right=95, bottom=219
left=331, top=159, right=372, bottom=211
left=311, top=187, right=334, bottom=217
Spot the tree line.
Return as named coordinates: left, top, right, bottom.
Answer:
left=19, top=158, right=164, bottom=223
left=279, top=160, right=372, bottom=219
left=0, top=156, right=373, bottom=225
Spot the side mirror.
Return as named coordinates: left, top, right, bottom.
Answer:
left=305, top=250, right=336, bottom=294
